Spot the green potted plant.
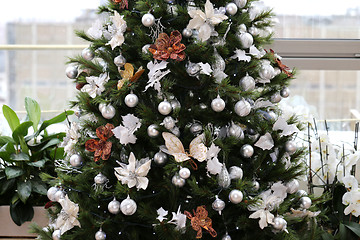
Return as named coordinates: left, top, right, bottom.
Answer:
left=0, top=97, right=73, bottom=226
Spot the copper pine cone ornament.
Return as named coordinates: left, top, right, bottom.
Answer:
left=85, top=123, right=114, bottom=162
left=149, top=30, right=186, bottom=61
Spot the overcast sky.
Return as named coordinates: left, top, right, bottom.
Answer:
left=0, top=0, right=359, bottom=23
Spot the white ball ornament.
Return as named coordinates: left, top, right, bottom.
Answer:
left=285, top=141, right=297, bottom=155
left=234, top=99, right=251, bottom=117
left=154, top=151, right=168, bottom=165
left=163, top=116, right=176, bottom=130
left=252, top=181, right=260, bottom=191
left=95, top=229, right=107, bottom=240
left=229, top=166, right=243, bottom=180
left=124, top=93, right=139, bottom=108
left=211, top=96, right=226, bottom=112
left=82, top=48, right=95, bottom=61
left=240, top=144, right=254, bottom=158
left=239, top=75, right=255, bottom=91
left=172, top=175, right=186, bottom=187
left=234, top=0, right=247, bottom=8
left=286, top=179, right=300, bottom=194
left=259, top=64, right=275, bottom=80
left=94, top=173, right=107, bottom=185
left=182, top=28, right=193, bottom=38
left=273, top=217, right=287, bottom=231
left=47, top=187, right=59, bottom=201
left=222, top=234, right=232, bottom=240
left=280, top=87, right=290, bottom=98
left=114, top=55, right=126, bottom=67
left=52, top=229, right=61, bottom=240
left=141, top=13, right=155, bottom=27
left=69, top=154, right=82, bottom=167
left=212, top=196, right=226, bottom=213
left=65, top=65, right=78, bottom=79
left=239, top=32, right=254, bottom=49
left=179, top=167, right=191, bottom=179
left=101, top=104, right=116, bottom=119
left=300, top=196, right=312, bottom=209
left=229, top=189, right=243, bottom=204
left=158, top=101, right=172, bottom=115
left=54, top=190, right=65, bottom=202
left=120, top=196, right=137, bottom=215
left=226, top=3, right=238, bottom=15
left=108, top=198, right=121, bottom=214
left=147, top=124, right=160, bottom=138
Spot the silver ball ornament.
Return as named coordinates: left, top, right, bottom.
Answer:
left=212, top=196, right=226, bottom=213
left=234, top=0, right=247, bottom=8
left=182, top=28, right=193, bottom=38
left=52, top=229, right=61, bottom=240
left=54, top=190, right=65, bottom=202
left=270, top=93, right=282, bottom=103
left=229, top=189, right=243, bottom=204
left=280, top=87, right=290, bottom=98
left=94, top=173, right=107, bottom=185
left=227, top=123, right=244, bottom=139
left=47, top=187, right=59, bottom=201
left=240, top=144, right=254, bottom=158
left=108, top=198, right=121, bottom=214
left=259, top=64, right=275, bottom=80
left=222, top=234, right=232, bottom=240
left=163, top=116, right=176, bottom=130
left=158, top=101, right=172, bottom=115
left=124, top=93, right=139, bottom=108
left=229, top=166, right=243, bottom=180
left=286, top=179, right=300, bottom=194
left=69, top=154, right=82, bottom=167
left=234, top=99, right=251, bottom=117
left=114, top=55, right=126, bottom=67
left=226, top=3, right=238, bottom=15
left=186, top=63, right=201, bottom=77
left=120, top=196, right=137, bottom=215
left=147, top=124, right=160, bottom=138
left=300, top=196, right=312, bottom=209
left=211, top=96, right=226, bottom=112
left=141, top=13, right=155, bottom=27
left=65, top=65, right=78, bottom=79
left=171, top=126, right=181, bottom=137
left=273, top=217, right=287, bottom=231
left=285, top=141, right=297, bottom=155
left=179, top=167, right=191, bottom=179
left=296, top=190, right=308, bottom=197
left=95, top=229, right=107, bottom=240
left=154, top=151, right=168, bottom=165
left=98, top=103, right=106, bottom=112
left=170, top=99, right=181, bottom=111
left=172, top=175, right=186, bottom=187
left=82, top=48, right=95, bottom=61
left=101, top=104, right=116, bottom=119
left=252, top=181, right=260, bottom=191
left=239, top=75, right=256, bottom=91
left=239, top=32, right=254, bottom=49
left=190, top=123, right=203, bottom=135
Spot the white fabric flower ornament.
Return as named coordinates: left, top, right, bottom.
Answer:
left=114, top=152, right=151, bottom=190
left=168, top=206, right=187, bottom=231
left=112, top=114, right=141, bottom=145
left=107, top=11, right=127, bottom=49
left=55, top=195, right=81, bottom=235
left=81, top=73, right=109, bottom=98
left=187, top=0, right=228, bottom=41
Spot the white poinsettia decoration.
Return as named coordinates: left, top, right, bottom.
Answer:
left=81, top=72, right=110, bottom=98
left=112, top=114, right=141, bottom=145
left=62, top=122, right=81, bottom=155
left=273, top=117, right=299, bottom=137
left=254, top=132, right=274, bottom=150
left=156, top=207, right=169, bottom=222
left=55, top=195, right=81, bottom=234
left=145, top=60, right=170, bottom=93
left=198, top=62, right=213, bottom=75
left=87, top=19, right=105, bottom=39
left=107, top=11, right=127, bottom=49
left=114, top=152, right=151, bottom=190
left=186, top=0, right=228, bottom=41
left=206, top=143, right=223, bottom=175
left=168, top=206, right=187, bottom=231
left=231, top=49, right=251, bottom=62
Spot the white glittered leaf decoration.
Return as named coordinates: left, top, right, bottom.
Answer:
left=273, top=117, right=299, bottom=136
left=231, top=49, right=251, bottom=62
left=207, top=157, right=223, bottom=175
left=254, top=133, right=274, bottom=150
left=156, top=207, right=168, bottom=222
left=145, top=60, right=170, bottom=93
left=112, top=114, right=141, bottom=145
left=198, top=62, right=213, bottom=75
left=253, top=98, right=274, bottom=109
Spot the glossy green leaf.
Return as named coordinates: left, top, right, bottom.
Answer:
left=31, top=180, right=48, bottom=195
left=17, top=181, right=32, bottom=203
left=35, top=110, right=74, bottom=136
left=12, top=121, right=33, bottom=144
left=25, top=97, right=41, bottom=132
left=343, top=221, right=360, bottom=237
left=26, top=159, right=46, bottom=168
left=40, top=138, right=61, bottom=151
left=0, top=143, right=15, bottom=162
left=50, top=147, right=65, bottom=160
left=10, top=199, right=34, bottom=226
left=10, top=152, right=30, bottom=161
left=0, top=136, right=15, bottom=145
left=2, top=105, right=20, bottom=133
left=5, top=166, right=25, bottom=179
left=321, top=232, right=334, bottom=240
left=0, top=178, right=16, bottom=195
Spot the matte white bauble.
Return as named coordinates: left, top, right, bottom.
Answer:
left=226, top=3, right=238, bottom=15
left=108, top=198, right=121, bottom=214
left=141, top=13, right=155, bottom=27
left=234, top=99, right=251, bottom=117
left=158, top=101, right=172, bottom=115
left=211, top=96, right=226, bottom=112
left=229, top=189, right=243, bottom=204
left=239, top=32, right=254, bottom=49
left=101, top=104, right=116, bottom=119
left=120, top=196, right=137, bottom=215
left=179, top=167, right=191, bottom=179
left=47, top=187, right=59, bottom=201
left=124, top=93, right=139, bottom=108
left=69, top=154, right=83, bottom=167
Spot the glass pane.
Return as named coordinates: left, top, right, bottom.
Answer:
left=266, top=0, right=360, bottom=38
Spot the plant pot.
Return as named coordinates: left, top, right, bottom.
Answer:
left=0, top=206, right=48, bottom=238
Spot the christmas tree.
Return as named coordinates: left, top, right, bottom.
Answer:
left=34, top=0, right=321, bottom=239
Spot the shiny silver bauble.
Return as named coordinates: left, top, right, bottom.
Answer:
left=124, top=93, right=139, bottom=108
left=172, top=175, right=186, bottom=187
left=65, top=65, right=78, bottom=79
left=54, top=190, right=65, bottom=202
left=285, top=141, right=297, bottom=155
left=182, top=28, right=193, bottom=38
left=211, top=96, right=226, bottom=112
left=69, top=154, right=83, bottom=167
left=227, top=123, right=244, bottom=139
left=270, top=93, right=282, bottom=103
left=120, top=196, right=137, bottom=215
left=170, top=99, right=181, bottom=111
left=95, top=229, right=107, bottom=240
left=47, top=186, right=59, bottom=201
left=296, top=189, right=308, bottom=197
left=239, top=32, right=254, bottom=49
left=212, top=196, right=226, bottom=212
left=273, top=217, right=287, bottom=231
left=239, top=74, right=256, bottom=91
left=229, top=166, right=243, bottom=180
left=101, top=104, right=116, bottom=119
left=286, top=179, right=300, bottom=194
left=158, top=101, right=172, bottom=115
left=280, top=87, right=290, bottom=98
left=82, top=48, right=95, bottom=61
left=141, top=13, right=155, bottom=27
left=252, top=181, right=260, bottom=191
left=153, top=151, right=168, bottom=165
left=94, top=173, right=107, bottom=185
left=222, top=234, right=232, bottom=240
left=234, top=99, right=251, bottom=117
left=190, top=123, right=203, bottom=135
left=114, top=55, right=126, bottom=67
left=108, top=198, right=121, bottom=214
left=229, top=189, right=243, bottom=204
left=163, top=116, right=176, bottom=130
left=186, top=63, right=201, bottom=77
left=234, top=0, right=247, bottom=8
left=240, top=144, right=254, bottom=158
left=299, top=196, right=312, bottom=209
left=147, top=124, right=160, bottom=138
left=179, top=167, right=191, bottom=179
left=226, top=2, right=238, bottom=15
left=259, top=64, right=275, bottom=80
